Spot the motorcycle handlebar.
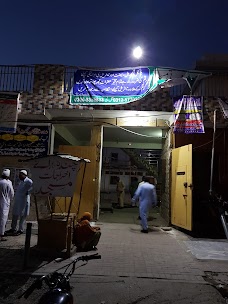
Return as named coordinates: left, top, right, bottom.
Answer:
left=18, top=254, right=101, bottom=299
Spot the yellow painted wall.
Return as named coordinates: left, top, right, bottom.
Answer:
left=57, top=146, right=97, bottom=219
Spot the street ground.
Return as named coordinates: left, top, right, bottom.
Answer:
left=0, top=207, right=227, bottom=303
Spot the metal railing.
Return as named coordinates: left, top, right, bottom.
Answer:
left=0, top=65, right=35, bottom=92
left=1, top=64, right=228, bottom=98
left=64, top=66, right=77, bottom=93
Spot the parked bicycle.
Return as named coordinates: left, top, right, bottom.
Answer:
left=19, top=253, right=101, bottom=304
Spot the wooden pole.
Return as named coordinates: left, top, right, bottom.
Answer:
left=66, top=225, right=72, bottom=258
left=76, top=162, right=87, bottom=218
left=34, top=195, right=39, bottom=221
left=67, top=197, right=73, bottom=222
left=90, top=124, right=103, bottom=219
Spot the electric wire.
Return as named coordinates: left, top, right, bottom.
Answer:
left=193, top=130, right=223, bottom=150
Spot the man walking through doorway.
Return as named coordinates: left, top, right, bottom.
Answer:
left=131, top=176, right=157, bottom=233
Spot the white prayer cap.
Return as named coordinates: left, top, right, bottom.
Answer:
left=20, top=170, right=28, bottom=176
left=2, top=169, right=10, bottom=177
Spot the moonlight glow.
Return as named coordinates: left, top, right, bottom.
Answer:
left=133, top=46, right=143, bottom=59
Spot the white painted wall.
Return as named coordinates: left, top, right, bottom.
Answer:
left=102, top=147, right=130, bottom=164
left=101, top=148, right=146, bottom=193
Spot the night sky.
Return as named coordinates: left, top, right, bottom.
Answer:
left=1, top=0, right=228, bottom=69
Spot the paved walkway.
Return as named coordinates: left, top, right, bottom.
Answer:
left=0, top=208, right=227, bottom=288
left=33, top=223, right=204, bottom=282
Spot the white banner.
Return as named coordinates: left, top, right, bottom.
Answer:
left=29, top=155, right=82, bottom=197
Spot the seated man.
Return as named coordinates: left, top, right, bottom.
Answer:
left=73, top=212, right=101, bottom=252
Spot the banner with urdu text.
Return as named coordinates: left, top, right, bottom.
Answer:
left=173, top=96, right=205, bottom=134
left=0, top=123, right=51, bottom=157
left=69, top=67, right=166, bottom=105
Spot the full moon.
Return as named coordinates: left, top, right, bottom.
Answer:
left=133, top=46, right=143, bottom=59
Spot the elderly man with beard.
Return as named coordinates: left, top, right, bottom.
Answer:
left=0, top=169, right=14, bottom=241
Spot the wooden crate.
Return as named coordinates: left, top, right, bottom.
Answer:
left=37, top=213, right=76, bottom=254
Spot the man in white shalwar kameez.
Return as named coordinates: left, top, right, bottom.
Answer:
left=6, top=170, right=33, bottom=235
left=0, top=169, right=14, bottom=241
left=132, top=176, right=157, bottom=233
left=116, top=177, right=125, bottom=208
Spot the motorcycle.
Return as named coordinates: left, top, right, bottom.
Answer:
left=19, top=253, right=101, bottom=304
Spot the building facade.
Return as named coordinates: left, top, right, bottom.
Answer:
left=1, top=56, right=228, bottom=236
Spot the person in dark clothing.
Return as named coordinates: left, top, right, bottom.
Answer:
left=73, top=212, right=101, bottom=252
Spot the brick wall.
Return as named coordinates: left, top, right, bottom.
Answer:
left=3, top=64, right=228, bottom=224
left=18, top=64, right=175, bottom=115
left=17, top=64, right=228, bottom=128
left=19, top=65, right=70, bottom=115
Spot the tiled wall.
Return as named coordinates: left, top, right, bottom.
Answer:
left=18, top=64, right=228, bottom=127
left=18, top=64, right=174, bottom=115
left=3, top=64, right=228, bottom=223
left=19, top=65, right=70, bottom=114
